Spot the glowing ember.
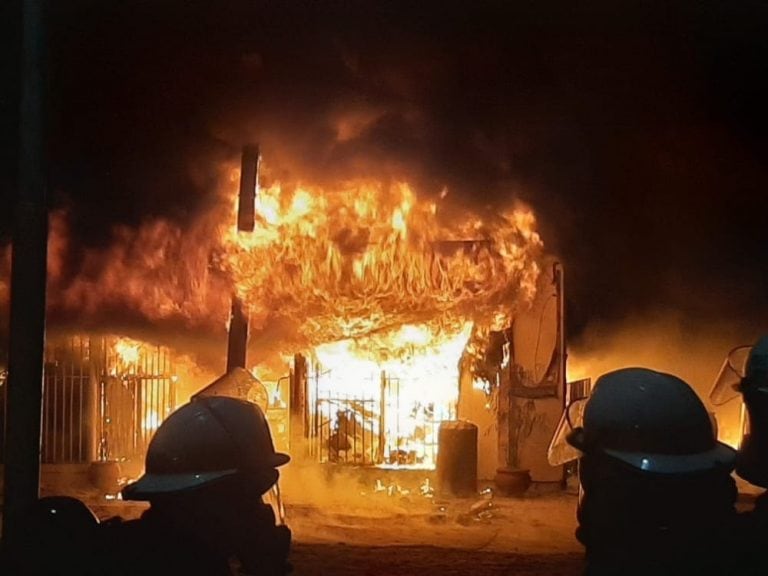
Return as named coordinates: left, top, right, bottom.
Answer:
left=310, top=322, right=473, bottom=466
left=142, top=409, right=162, bottom=433
left=114, top=338, right=142, bottom=367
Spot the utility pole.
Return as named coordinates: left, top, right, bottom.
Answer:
left=226, top=144, right=259, bottom=373
left=2, top=0, right=49, bottom=547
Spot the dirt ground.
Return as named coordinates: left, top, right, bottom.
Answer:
left=86, top=493, right=584, bottom=576
left=80, top=467, right=585, bottom=576
left=285, top=490, right=584, bottom=576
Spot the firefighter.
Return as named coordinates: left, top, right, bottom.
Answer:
left=710, top=335, right=768, bottom=572
left=102, top=395, right=292, bottom=576
left=711, top=335, right=768, bottom=488
left=550, top=367, right=738, bottom=576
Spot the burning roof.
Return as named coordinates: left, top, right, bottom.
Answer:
left=1, top=165, right=545, bottom=372
left=222, top=178, right=543, bottom=351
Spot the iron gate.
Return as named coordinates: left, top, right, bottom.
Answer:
left=306, top=368, right=448, bottom=467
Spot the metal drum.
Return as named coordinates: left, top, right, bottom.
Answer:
left=436, top=420, right=478, bottom=497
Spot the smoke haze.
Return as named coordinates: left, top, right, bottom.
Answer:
left=1, top=1, right=767, bottom=380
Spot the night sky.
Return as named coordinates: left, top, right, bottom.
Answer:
left=1, top=0, right=767, bottom=355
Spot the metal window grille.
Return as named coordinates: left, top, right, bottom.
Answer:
left=306, top=367, right=452, bottom=468
left=0, top=335, right=177, bottom=465
left=41, top=336, right=90, bottom=463
left=98, top=338, right=176, bottom=462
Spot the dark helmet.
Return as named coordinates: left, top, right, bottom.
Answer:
left=567, top=367, right=736, bottom=474
left=122, top=396, right=289, bottom=500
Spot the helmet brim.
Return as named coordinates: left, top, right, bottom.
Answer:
left=567, top=424, right=736, bottom=474
left=272, top=452, right=291, bottom=467
left=122, top=452, right=290, bottom=500
left=604, top=442, right=737, bottom=475
left=122, top=469, right=238, bottom=500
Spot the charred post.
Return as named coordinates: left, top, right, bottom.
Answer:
left=237, top=144, right=259, bottom=233
left=226, top=297, right=249, bottom=373
left=289, top=353, right=308, bottom=457
left=226, top=144, right=259, bottom=373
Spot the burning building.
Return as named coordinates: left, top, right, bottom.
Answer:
left=198, top=147, right=567, bottom=487
left=0, top=146, right=567, bottom=491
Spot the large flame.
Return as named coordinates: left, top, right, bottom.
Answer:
left=114, top=337, right=142, bottom=366
left=311, top=322, right=475, bottom=466
left=221, top=178, right=543, bottom=347
left=1, top=163, right=546, bottom=467
left=217, top=174, right=544, bottom=467
left=3, top=164, right=544, bottom=356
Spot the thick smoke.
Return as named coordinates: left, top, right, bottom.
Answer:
left=2, top=1, right=767, bottom=375
left=567, top=311, right=763, bottom=447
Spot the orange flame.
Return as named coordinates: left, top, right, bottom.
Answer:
left=217, top=174, right=544, bottom=467
left=114, top=337, right=142, bottom=367
left=3, top=162, right=545, bottom=385
left=221, top=179, right=543, bottom=347
left=0, top=162, right=548, bottom=468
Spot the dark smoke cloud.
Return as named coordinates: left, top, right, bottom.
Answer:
left=2, top=0, right=768, bottom=359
